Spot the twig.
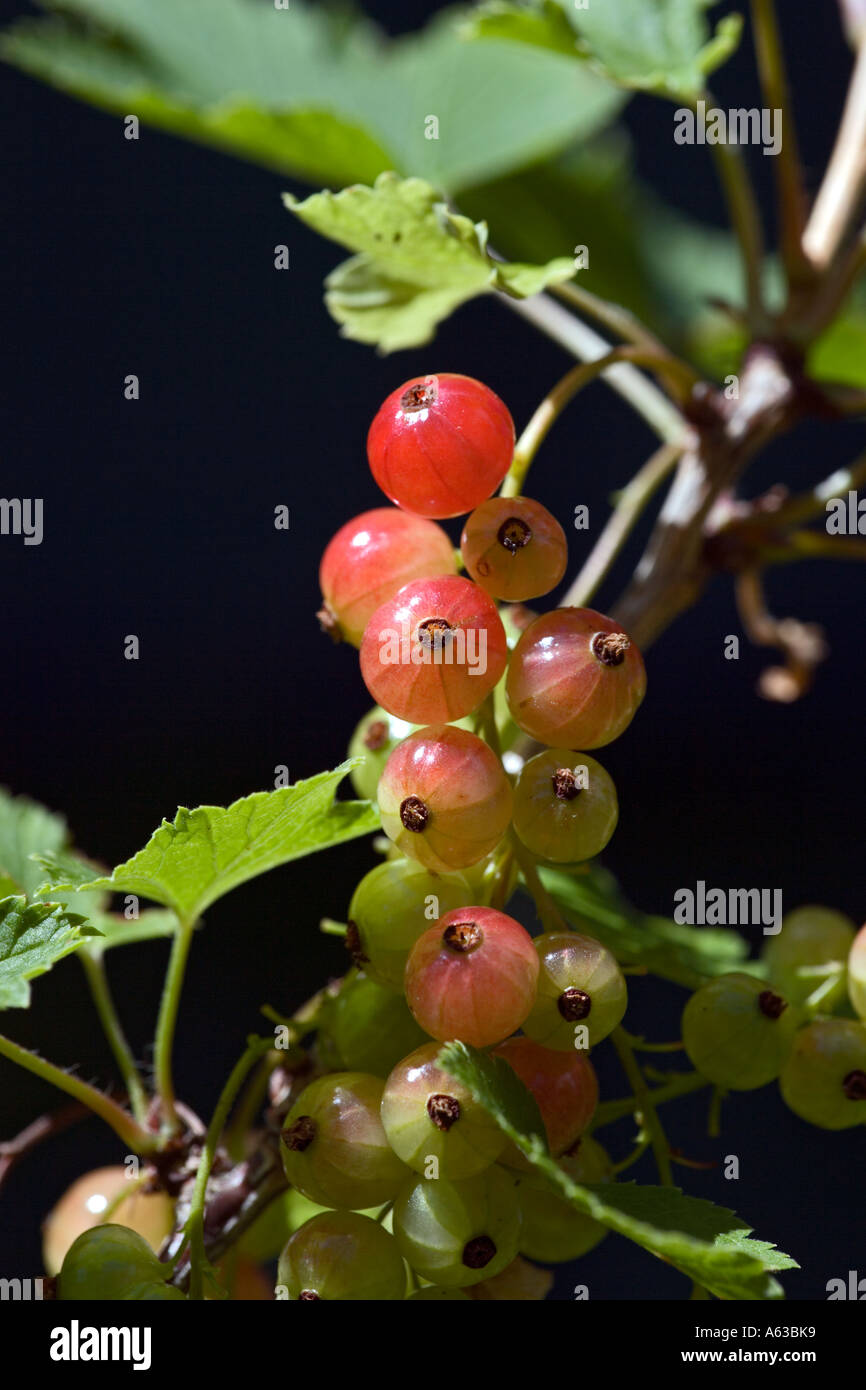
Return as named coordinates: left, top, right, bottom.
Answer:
left=0, top=1032, right=158, bottom=1154
left=0, top=1099, right=97, bottom=1189
left=704, top=95, right=767, bottom=324
left=501, top=293, right=688, bottom=445
left=504, top=350, right=693, bottom=497
left=750, top=0, right=812, bottom=287
left=561, top=441, right=684, bottom=608
left=734, top=567, right=828, bottom=701
left=802, top=40, right=866, bottom=267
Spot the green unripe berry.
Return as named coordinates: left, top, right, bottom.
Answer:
left=681, top=973, right=798, bottom=1090
left=58, top=1225, right=167, bottom=1301
left=347, top=858, right=471, bottom=990
left=512, top=1136, right=612, bottom=1263
left=762, top=905, right=856, bottom=1008
left=522, top=931, right=627, bottom=1050
left=277, top=1211, right=407, bottom=1300
left=381, top=1041, right=508, bottom=1180
left=280, top=1072, right=408, bottom=1210
left=779, top=1019, right=866, bottom=1129
left=326, top=973, right=430, bottom=1076
left=392, top=1167, right=521, bottom=1288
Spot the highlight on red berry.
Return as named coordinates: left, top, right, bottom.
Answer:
left=318, top=507, right=457, bottom=646
left=359, top=574, right=508, bottom=724
left=377, top=724, right=513, bottom=871
left=367, top=373, right=515, bottom=518
left=506, top=607, right=647, bottom=748
left=461, top=496, right=568, bottom=601
left=405, top=906, right=539, bottom=1047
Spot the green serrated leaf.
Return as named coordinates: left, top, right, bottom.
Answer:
left=439, top=1040, right=797, bottom=1301
left=0, top=787, right=67, bottom=899
left=471, top=0, right=742, bottom=102
left=541, top=864, right=757, bottom=988
left=286, top=172, right=575, bottom=350
left=47, top=763, right=379, bottom=923
left=1, top=0, right=623, bottom=195
left=0, top=896, right=101, bottom=1010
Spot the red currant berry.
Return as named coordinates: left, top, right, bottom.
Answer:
left=512, top=749, right=619, bottom=863
left=405, top=907, right=539, bottom=1047
left=492, top=1036, right=599, bottom=1165
left=506, top=607, right=647, bottom=749
left=360, top=575, right=507, bottom=725
left=367, top=374, right=515, bottom=519
left=318, top=507, right=457, bottom=647
left=461, top=497, right=567, bottom=601
left=378, top=725, right=513, bottom=872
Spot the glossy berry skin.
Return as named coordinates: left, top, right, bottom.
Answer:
left=513, top=1135, right=612, bottom=1263
left=124, top=1282, right=186, bottom=1301
left=405, top=907, right=539, bottom=1048
left=277, top=1212, right=407, bottom=1301
left=381, top=1041, right=508, bottom=1179
left=58, top=1225, right=167, bottom=1301
left=682, top=973, right=798, bottom=1091
left=762, top=905, right=856, bottom=1009
left=523, top=932, right=627, bottom=1050
left=319, top=508, right=457, bottom=647
left=468, top=1255, right=553, bottom=1301
left=408, top=1286, right=470, bottom=1301
left=348, top=706, right=416, bottom=800
left=367, top=374, right=515, bottom=519
left=461, top=496, right=567, bottom=601
left=347, top=857, right=471, bottom=990
left=506, top=608, right=646, bottom=749
left=849, top=924, right=866, bottom=1020
left=43, top=1165, right=174, bottom=1276
left=360, top=575, right=507, bottom=725
left=392, top=1167, right=521, bottom=1287
left=378, top=725, right=513, bottom=872
left=327, top=974, right=430, bottom=1077
left=280, top=1073, right=407, bottom=1210
left=512, top=749, right=618, bottom=864
left=779, top=1019, right=866, bottom=1130
left=493, top=1037, right=599, bottom=1168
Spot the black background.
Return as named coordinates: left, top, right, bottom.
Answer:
left=1, top=0, right=864, bottom=1299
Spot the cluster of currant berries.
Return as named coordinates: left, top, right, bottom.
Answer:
left=681, top=909, right=866, bottom=1129
left=285, top=372, right=647, bottom=1296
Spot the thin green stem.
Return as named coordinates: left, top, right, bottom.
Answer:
left=153, top=918, right=197, bottom=1136
left=551, top=280, right=696, bottom=377
left=509, top=831, right=568, bottom=934
left=184, top=1036, right=273, bottom=1301
left=0, top=1032, right=158, bottom=1153
left=79, top=950, right=149, bottom=1126
left=750, top=0, right=811, bottom=288
left=225, top=1049, right=280, bottom=1161
left=591, top=1070, right=709, bottom=1130
left=561, top=441, right=683, bottom=609
left=703, top=95, right=766, bottom=324
left=503, top=348, right=694, bottom=498
left=501, top=293, right=688, bottom=445
left=610, top=1028, right=674, bottom=1185
left=611, top=1134, right=652, bottom=1174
